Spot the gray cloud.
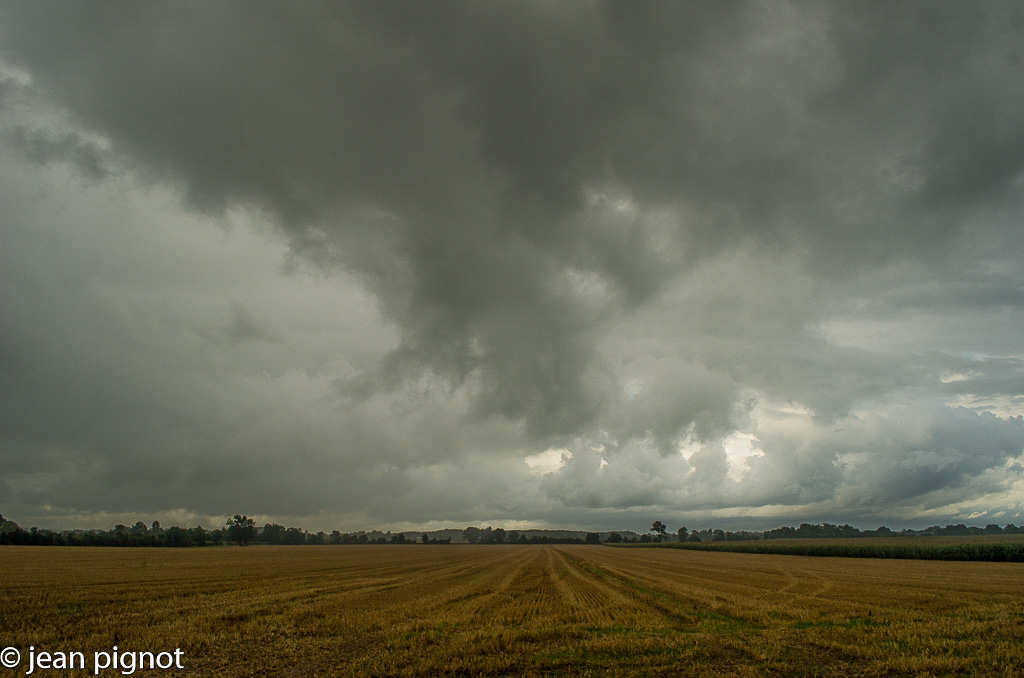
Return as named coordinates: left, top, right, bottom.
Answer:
left=3, top=125, right=110, bottom=179
left=224, top=302, right=279, bottom=345
left=1, top=2, right=1023, bottom=531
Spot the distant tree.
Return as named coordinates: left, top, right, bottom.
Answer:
left=262, top=523, right=286, bottom=544
left=688, top=532, right=701, bottom=542
left=764, top=526, right=797, bottom=540
left=640, top=534, right=653, bottom=543
left=585, top=532, right=601, bottom=544
left=284, top=527, right=306, bottom=545
left=463, top=526, right=482, bottom=544
left=677, top=526, right=688, bottom=542
left=712, top=529, right=725, bottom=542
left=421, top=534, right=430, bottom=544
left=651, top=521, right=667, bottom=542
left=151, top=520, right=162, bottom=534
left=164, top=526, right=190, bottom=546
left=0, top=516, right=24, bottom=545
left=226, top=515, right=257, bottom=545
left=796, top=523, right=819, bottom=539
left=606, top=532, right=623, bottom=543
left=130, top=521, right=148, bottom=536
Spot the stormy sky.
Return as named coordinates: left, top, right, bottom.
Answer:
left=2, top=2, right=1024, bottom=533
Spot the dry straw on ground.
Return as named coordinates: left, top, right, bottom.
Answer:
left=3, top=544, right=1023, bottom=676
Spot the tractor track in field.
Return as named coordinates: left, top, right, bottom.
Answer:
left=557, top=548, right=711, bottom=629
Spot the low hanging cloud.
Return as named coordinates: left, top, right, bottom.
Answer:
left=1, top=2, right=1023, bottom=531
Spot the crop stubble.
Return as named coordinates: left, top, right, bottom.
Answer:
left=2, top=545, right=1023, bottom=676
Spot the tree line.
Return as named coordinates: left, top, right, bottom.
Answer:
left=0, top=514, right=453, bottom=547
left=633, top=521, right=1024, bottom=544
left=229, top=516, right=454, bottom=545
left=0, top=515, right=220, bottom=547
left=4, top=513, right=1023, bottom=548
left=462, top=526, right=587, bottom=544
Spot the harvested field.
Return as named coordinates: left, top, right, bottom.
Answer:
left=2, top=544, right=1023, bottom=676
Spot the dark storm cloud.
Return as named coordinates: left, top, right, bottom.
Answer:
left=2, top=2, right=1024, bottom=529
left=11, top=1, right=1020, bottom=433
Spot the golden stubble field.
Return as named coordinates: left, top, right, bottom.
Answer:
left=2, top=544, right=1023, bottom=676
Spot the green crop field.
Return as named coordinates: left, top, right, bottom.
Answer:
left=3, top=544, right=1023, bottom=676
left=634, top=534, right=1024, bottom=561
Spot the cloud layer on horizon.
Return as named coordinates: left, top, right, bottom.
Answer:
left=2, top=2, right=1024, bottom=532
